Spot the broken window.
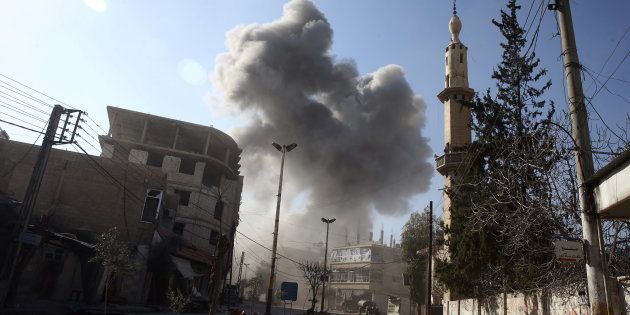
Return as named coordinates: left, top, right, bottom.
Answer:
left=147, top=151, right=164, bottom=167
left=179, top=158, right=196, bottom=175
left=173, top=222, right=185, bottom=235
left=141, top=189, right=163, bottom=223
left=209, top=230, right=219, bottom=246
left=175, top=189, right=191, bottom=207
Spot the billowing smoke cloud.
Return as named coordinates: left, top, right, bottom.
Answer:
left=214, top=0, right=433, bottom=244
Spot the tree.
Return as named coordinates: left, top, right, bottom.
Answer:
left=400, top=209, right=443, bottom=305
left=245, top=275, right=264, bottom=301
left=436, top=0, right=583, bottom=299
left=90, top=227, right=135, bottom=314
left=298, top=261, right=328, bottom=313
left=167, top=288, right=192, bottom=315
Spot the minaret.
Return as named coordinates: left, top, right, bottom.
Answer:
left=436, top=2, right=475, bottom=241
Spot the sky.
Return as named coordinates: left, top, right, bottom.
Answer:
left=0, top=0, right=628, bottom=272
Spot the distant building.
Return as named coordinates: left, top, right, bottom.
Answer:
left=328, top=242, right=411, bottom=315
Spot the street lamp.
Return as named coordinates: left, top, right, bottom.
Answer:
left=320, top=217, right=336, bottom=313
left=265, top=142, right=297, bottom=315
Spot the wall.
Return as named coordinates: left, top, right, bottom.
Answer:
left=443, top=287, right=629, bottom=315
left=0, top=139, right=165, bottom=244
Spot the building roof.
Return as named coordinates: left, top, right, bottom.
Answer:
left=107, top=106, right=239, bottom=150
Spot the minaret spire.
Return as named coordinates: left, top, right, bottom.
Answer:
left=453, top=0, right=457, bottom=16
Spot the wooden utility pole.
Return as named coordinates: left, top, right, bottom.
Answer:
left=426, top=201, right=433, bottom=315
left=551, top=0, right=609, bottom=313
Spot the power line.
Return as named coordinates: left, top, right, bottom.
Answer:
left=0, top=100, right=49, bottom=123
left=590, top=51, right=630, bottom=102
left=0, top=126, right=46, bottom=179
left=585, top=25, right=630, bottom=93
left=0, top=118, right=45, bottom=135
left=0, top=112, right=45, bottom=131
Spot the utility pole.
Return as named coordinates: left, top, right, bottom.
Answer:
left=320, top=217, right=336, bottom=313
left=0, top=105, right=81, bottom=307
left=266, top=142, right=297, bottom=315
left=237, top=251, right=245, bottom=286
left=243, top=263, right=250, bottom=300
left=551, top=0, right=609, bottom=313
left=426, top=201, right=433, bottom=315
left=211, top=235, right=230, bottom=315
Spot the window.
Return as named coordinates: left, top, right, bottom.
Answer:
left=179, top=158, right=196, bottom=175
left=173, top=222, right=185, bottom=235
left=141, top=189, right=163, bottom=223
left=147, top=151, right=164, bottom=167
left=214, top=200, right=224, bottom=220
left=446, top=75, right=450, bottom=87
left=175, top=189, right=191, bottom=206
left=445, top=56, right=448, bottom=65
left=209, top=230, right=220, bottom=246
left=459, top=53, right=463, bottom=63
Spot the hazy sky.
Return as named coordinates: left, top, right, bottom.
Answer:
left=0, top=0, right=628, bottom=271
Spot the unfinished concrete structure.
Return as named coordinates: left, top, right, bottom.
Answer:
left=100, top=106, right=243, bottom=254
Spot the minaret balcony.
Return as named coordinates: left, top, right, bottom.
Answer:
left=435, top=151, right=468, bottom=175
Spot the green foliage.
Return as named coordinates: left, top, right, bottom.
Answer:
left=90, top=227, right=135, bottom=276
left=436, top=0, right=573, bottom=298
left=167, top=288, right=192, bottom=315
left=400, top=209, right=443, bottom=304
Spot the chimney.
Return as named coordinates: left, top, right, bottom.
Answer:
left=369, top=231, right=373, bottom=242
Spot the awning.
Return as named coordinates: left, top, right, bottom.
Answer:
left=171, top=255, right=203, bottom=279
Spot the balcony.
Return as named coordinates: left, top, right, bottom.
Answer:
left=435, top=151, right=468, bottom=175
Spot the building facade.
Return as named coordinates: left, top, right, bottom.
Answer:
left=328, top=243, right=411, bottom=315
left=0, top=106, right=243, bottom=307
left=100, top=106, right=243, bottom=255
left=435, top=9, right=474, bottom=245
left=0, top=138, right=166, bottom=304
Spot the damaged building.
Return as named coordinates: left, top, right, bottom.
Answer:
left=0, top=105, right=243, bottom=307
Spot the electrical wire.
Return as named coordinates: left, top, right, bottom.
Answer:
left=0, top=118, right=44, bottom=134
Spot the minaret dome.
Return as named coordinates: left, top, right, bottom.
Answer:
left=449, top=15, right=462, bottom=43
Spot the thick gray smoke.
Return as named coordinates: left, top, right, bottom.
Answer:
left=214, top=0, right=433, bottom=244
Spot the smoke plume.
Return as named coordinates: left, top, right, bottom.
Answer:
left=214, top=0, right=433, bottom=244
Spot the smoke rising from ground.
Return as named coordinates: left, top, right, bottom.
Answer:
left=214, top=0, right=433, bottom=244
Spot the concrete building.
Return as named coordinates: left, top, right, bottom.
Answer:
left=99, top=106, right=243, bottom=303
left=100, top=106, right=243, bottom=256
left=328, top=241, right=411, bottom=315
left=0, top=106, right=244, bottom=307
left=0, top=138, right=166, bottom=304
left=434, top=8, right=474, bottom=247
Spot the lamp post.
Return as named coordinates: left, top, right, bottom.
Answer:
left=320, top=217, right=336, bottom=313
left=265, top=142, right=297, bottom=315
